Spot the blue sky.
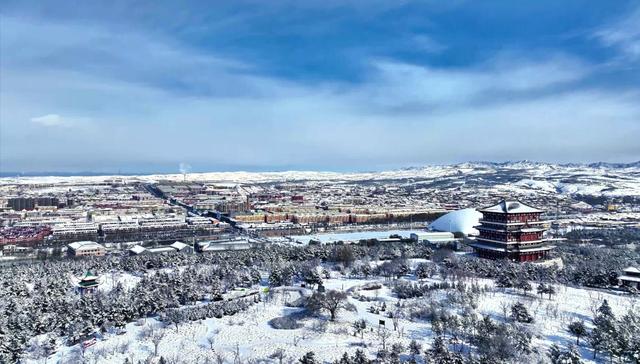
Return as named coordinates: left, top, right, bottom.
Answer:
left=1, top=1, right=639, bottom=173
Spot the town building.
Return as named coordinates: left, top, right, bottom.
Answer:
left=469, top=199, right=553, bottom=262
left=618, top=267, right=640, bottom=290
left=128, top=241, right=194, bottom=256
left=6, top=197, right=59, bottom=211
left=410, top=232, right=456, bottom=244
left=195, top=239, right=256, bottom=252
left=67, top=241, right=106, bottom=257
left=128, top=245, right=148, bottom=256
left=170, top=241, right=193, bottom=253
left=7, top=197, right=35, bottom=211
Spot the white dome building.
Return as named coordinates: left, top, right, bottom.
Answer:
left=429, top=208, right=482, bottom=236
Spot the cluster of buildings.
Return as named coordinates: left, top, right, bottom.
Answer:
left=235, top=208, right=441, bottom=226
left=0, top=180, right=234, bottom=256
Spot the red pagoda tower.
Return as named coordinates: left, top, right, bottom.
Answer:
left=470, top=199, right=553, bottom=262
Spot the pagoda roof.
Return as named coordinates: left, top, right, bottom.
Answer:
left=478, top=199, right=543, bottom=214
left=79, top=271, right=99, bottom=281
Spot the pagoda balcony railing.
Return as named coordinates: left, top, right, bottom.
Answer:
left=501, top=243, right=547, bottom=252
left=477, top=225, right=546, bottom=233
left=476, top=236, right=546, bottom=245
left=478, top=219, right=549, bottom=226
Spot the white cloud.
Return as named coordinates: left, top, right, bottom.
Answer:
left=594, top=5, right=640, bottom=61
left=412, top=35, right=446, bottom=53
left=349, top=55, right=590, bottom=111
left=30, top=114, right=68, bottom=127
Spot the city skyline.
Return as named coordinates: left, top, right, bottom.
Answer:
left=1, top=1, right=640, bottom=173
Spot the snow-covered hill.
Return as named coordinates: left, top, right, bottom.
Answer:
left=2, top=161, right=639, bottom=198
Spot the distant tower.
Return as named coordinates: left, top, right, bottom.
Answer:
left=469, top=199, right=553, bottom=262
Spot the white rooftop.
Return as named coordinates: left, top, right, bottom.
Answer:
left=170, top=241, right=189, bottom=250
left=148, top=247, right=176, bottom=253
left=624, top=267, right=640, bottom=274
left=68, top=241, right=103, bottom=250
left=479, top=200, right=543, bottom=214
left=129, top=245, right=147, bottom=254
left=429, top=208, right=482, bottom=235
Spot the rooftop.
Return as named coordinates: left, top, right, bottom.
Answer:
left=68, top=241, right=104, bottom=250
left=623, top=267, right=640, bottom=274
left=479, top=199, right=544, bottom=214
left=170, top=241, right=189, bottom=250
left=129, top=245, right=146, bottom=254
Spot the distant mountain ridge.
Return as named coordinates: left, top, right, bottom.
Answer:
left=463, top=160, right=640, bottom=169
left=2, top=160, right=639, bottom=178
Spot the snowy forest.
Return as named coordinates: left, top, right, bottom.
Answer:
left=1, top=236, right=639, bottom=364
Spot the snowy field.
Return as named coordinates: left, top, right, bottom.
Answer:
left=29, top=262, right=636, bottom=364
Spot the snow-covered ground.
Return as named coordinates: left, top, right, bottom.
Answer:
left=30, top=266, right=636, bottom=364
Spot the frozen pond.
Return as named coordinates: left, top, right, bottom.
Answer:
left=287, top=229, right=423, bottom=244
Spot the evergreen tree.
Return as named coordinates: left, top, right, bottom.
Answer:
left=616, top=309, right=640, bottom=363
left=299, top=351, right=319, bottom=364
left=537, top=283, right=547, bottom=299
left=510, top=302, right=534, bottom=323
left=409, top=339, right=422, bottom=359
left=589, top=301, right=617, bottom=360
left=568, top=321, right=587, bottom=346
left=548, top=344, right=583, bottom=364
left=352, top=349, right=370, bottom=364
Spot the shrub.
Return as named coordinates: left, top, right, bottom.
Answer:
left=269, top=316, right=303, bottom=330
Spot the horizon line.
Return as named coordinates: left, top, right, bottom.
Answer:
left=2, top=159, right=639, bottom=178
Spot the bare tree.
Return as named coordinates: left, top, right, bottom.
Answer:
left=306, top=290, right=350, bottom=321
left=499, top=301, right=509, bottom=319
left=215, top=352, right=226, bottom=364
left=232, top=343, right=241, bottom=364
left=150, top=329, right=166, bottom=357
left=377, top=327, right=392, bottom=351
left=269, top=348, right=286, bottom=364
left=390, top=310, right=403, bottom=331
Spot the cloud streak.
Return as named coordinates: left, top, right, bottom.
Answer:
left=595, top=5, right=640, bottom=62
left=30, top=114, right=68, bottom=127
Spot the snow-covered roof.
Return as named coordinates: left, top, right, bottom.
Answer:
left=170, top=241, right=188, bottom=250
left=67, top=241, right=104, bottom=251
left=623, top=267, right=640, bottom=274
left=619, top=275, right=640, bottom=282
left=429, top=208, right=482, bottom=235
left=79, top=271, right=99, bottom=280
left=129, top=245, right=147, bottom=254
left=479, top=199, right=543, bottom=214
left=148, top=247, right=176, bottom=254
